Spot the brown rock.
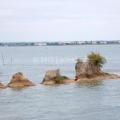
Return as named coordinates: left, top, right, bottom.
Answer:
left=75, top=61, right=120, bottom=82
left=41, top=69, right=74, bottom=85
left=0, top=82, right=6, bottom=89
left=7, top=72, right=35, bottom=88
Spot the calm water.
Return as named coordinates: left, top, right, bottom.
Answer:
left=0, top=45, right=120, bottom=120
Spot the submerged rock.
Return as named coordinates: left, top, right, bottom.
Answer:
left=0, top=82, right=6, bottom=89
left=7, top=72, right=35, bottom=88
left=41, top=69, right=74, bottom=85
left=75, top=61, right=120, bottom=81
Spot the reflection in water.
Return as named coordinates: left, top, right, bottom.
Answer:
left=75, top=80, right=103, bottom=88
left=10, top=87, right=28, bottom=91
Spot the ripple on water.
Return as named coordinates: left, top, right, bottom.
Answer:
left=0, top=45, right=120, bottom=120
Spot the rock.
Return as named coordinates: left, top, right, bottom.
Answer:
left=0, top=82, right=6, bottom=89
left=41, top=69, right=74, bottom=85
left=75, top=61, right=120, bottom=81
left=7, top=72, right=35, bottom=88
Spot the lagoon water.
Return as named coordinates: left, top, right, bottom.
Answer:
left=0, top=45, right=120, bottom=120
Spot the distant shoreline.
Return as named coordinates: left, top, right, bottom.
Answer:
left=0, top=43, right=120, bottom=47
left=0, top=40, right=120, bottom=46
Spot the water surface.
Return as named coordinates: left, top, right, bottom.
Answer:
left=0, top=45, right=120, bottom=120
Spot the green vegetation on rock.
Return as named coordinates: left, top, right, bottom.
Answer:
left=76, top=58, right=83, bottom=62
left=54, top=75, right=68, bottom=83
left=87, top=52, right=106, bottom=68
left=54, top=76, right=62, bottom=82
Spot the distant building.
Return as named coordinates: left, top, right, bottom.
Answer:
left=99, top=41, right=107, bottom=44
left=92, top=41, right=97, bottom=44
left=35, top=43, right=46, bottom=46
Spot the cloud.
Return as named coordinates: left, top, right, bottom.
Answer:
left=0, top=0, right=120, bottom=42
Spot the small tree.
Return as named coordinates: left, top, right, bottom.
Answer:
left=76, top=58, right=83, bottom=62
left=87, top=52, right=106, bottom=68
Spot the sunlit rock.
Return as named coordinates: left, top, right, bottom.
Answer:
left=7, top=72, right=35, bottom=88
left=0, top=82, right=6, bottom=89
left=41, top=69, right=74, bottom=85
left=75, top=61, right=120, bottom=81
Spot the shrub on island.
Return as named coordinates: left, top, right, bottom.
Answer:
left=41, top=69, right=74, bottom=85
left=87, top=52, right=106, bottom=68
left=75, top=52, right=120, bottom=81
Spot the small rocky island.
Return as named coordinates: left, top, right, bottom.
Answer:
left=0, top=82, right=6, bottom=89
left=75, top=61, right=120, bottom=82
left=41, top=69, right=74, bottom=85
left=75, top=52, right=120, bottom=82
left=7, top=72, right=35, bottom=88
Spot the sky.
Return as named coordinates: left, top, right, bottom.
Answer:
left=0, top=0, right=120, bottom=42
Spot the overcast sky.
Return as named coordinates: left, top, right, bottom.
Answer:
left=0, top=0, right=120, bottom=42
